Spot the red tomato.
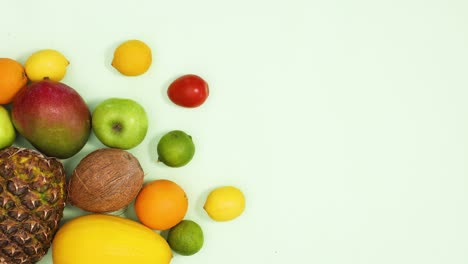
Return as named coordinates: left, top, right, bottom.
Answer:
left=167, top=74, right=209, bottom=108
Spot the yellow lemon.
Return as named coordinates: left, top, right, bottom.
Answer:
left=25, top=49, right=69, bottom=81
left=203, top=186, right=246, bottom=221
left=112, top=39, right=152, bottom=76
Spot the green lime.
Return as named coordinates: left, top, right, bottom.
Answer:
left=167, top=220, right=204, bottom=256
left=157, top=130, right=195, bottom=167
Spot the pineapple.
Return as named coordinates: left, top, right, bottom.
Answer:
left=0, top=147, right=66, bottom=264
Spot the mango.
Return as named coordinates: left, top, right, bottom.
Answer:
left=11, top=79, right=91, bottom=159
left=52, top=214, right=172, bottom=264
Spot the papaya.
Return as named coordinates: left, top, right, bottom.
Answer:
left=52, top=214, right=172, bottom=264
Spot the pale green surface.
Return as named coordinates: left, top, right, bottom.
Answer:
left=2, top=0, right=468, bottom=263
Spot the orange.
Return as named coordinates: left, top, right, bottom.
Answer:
left=0, top=58, right=28, bottom=104
left=135, top=179, right=188, bottom=230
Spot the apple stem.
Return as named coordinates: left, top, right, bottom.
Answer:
left=112, top=123, right=123, bottom=133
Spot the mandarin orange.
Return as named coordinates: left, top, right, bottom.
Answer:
left=135, top=179, right=188, bottom=230
left=0, top=58, right=28, bottom=104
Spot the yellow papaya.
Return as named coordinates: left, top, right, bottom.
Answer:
left=52, top=214, right=172, bottom=264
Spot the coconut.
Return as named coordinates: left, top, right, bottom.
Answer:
left=68, top=148, right=144, bottom=213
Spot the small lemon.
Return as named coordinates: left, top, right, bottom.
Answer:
left=112, top=39, right=152, bottom=76
left=203, top=186, right=246, bottom=221
left=25, top=49, right=69, bottom=81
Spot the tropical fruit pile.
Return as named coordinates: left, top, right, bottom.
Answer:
left=0, top=40, right=245, bottom=264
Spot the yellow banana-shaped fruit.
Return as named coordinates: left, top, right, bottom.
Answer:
left=52, top=214, right=172, bottom=264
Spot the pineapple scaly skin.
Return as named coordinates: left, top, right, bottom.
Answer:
left=0, top=147, right=66, bottom=264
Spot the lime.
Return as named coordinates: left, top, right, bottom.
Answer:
left=157, top=130, right=195, bottom=167
left=25, top=49, right=69, bottom=81
left=112, top=39, right=152, bottom=76
left=204, top=186, right=246, bottom=221
left=167, top=220, right=204, bottom=256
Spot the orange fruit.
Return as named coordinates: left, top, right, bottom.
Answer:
left=135, top=179, right=188, bottom=230
left=0, top=58, right=28, bottom=104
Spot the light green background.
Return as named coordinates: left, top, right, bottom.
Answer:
left=2, top=0, right=468, bottom=263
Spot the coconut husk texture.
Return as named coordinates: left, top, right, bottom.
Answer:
left=0, top=146, right=66, bottom=264
left=68, top=148, right=144, bottom=213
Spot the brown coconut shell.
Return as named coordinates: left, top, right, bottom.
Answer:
left=68, top=148, right=144, bottom=213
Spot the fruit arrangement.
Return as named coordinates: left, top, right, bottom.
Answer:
left=0, top=41, right=245, bottom=264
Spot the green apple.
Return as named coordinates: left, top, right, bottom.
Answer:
left=92, top=98, right=148, bottom=149
left=0, top=105, right=16, bottom=149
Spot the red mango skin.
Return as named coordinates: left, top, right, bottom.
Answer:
left=12, top=80, right=91, bottom=159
